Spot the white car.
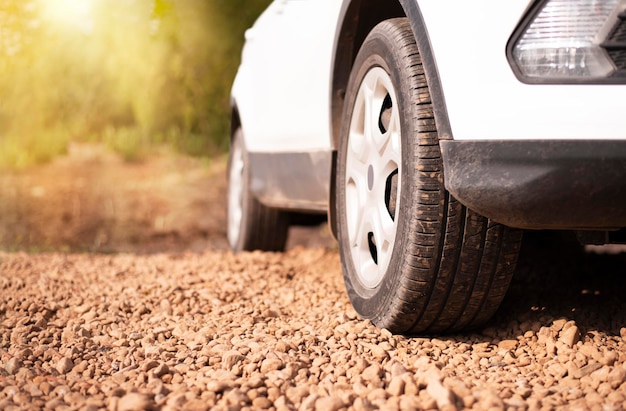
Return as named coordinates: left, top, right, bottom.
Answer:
left=227, top=0, right=626, bottom=334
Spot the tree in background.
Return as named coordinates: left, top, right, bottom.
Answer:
left=0, top=0, right=271, bottom=166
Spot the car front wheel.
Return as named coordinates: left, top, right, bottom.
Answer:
left=336, top=18, right=523, bottom=334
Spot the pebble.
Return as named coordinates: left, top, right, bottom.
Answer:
left=387, top=376, right=405, bottom=396
left=426, top=377, right=456, bottom=411
left=559, top=326, right=580, bottom=348
left=56, top=357, right=74, bottom=374
left=117, top=393, right=153, bottom=411
left=5, top=357, right=21, bottom=375
left=206, top=380, right=231, bottom=393
left=315, top=396, right=344, bottom=411
left=608, top=366, right=626, bottom=388
left=498, top=339, right=518, bottom=351
left=361, top=364, right=382, bottom=383
left=222, top=350, right=245, bottom=370
left=572, top=362, right=603, bottom=379
left=260, top=358, right=283, bottom=373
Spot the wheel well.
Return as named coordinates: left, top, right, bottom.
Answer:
left=328, top=0, right=405, bottom=239
left=230, top=104, right=242, bottom=143
left=331, top=0, right=405, bottom=149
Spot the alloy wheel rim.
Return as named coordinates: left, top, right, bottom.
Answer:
left=345, top=66, right=402, bottom=289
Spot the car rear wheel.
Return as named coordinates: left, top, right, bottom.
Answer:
left=227, top=128, right=289, bottom=252
left=336, top=18, right=523, bottom=334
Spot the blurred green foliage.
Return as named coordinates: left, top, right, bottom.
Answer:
left=0, top=0, right=271, bottom=167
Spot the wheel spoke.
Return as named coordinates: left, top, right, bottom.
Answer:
left=346, top=141, right=370, bottom=187
left=353, top=205, right=377, bottom=280
left=380, top=104, right=402, bottom=174
left=366, top=74, right=393, bottom=155
left=344, top=66, right=402, bottom=289
left=371, top=198, right=396, bottom=266
left=363, top=84, right=377, bottom=158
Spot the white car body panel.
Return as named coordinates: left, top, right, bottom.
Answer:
left=419, top=0, right=626, bottom=141
left=232, top=0, right=342, bottom=153
left=234, top=0, right=626, bottom=151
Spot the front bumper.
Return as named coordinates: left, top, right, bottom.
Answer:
left=440, top=140, right=626, bottom=230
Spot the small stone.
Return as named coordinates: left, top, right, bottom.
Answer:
left=366, top=388, right=387, bottom=401
left=206, top=380, right=232, bottom=393
left=315, top=396, right=344, bottom=411
left=353, top=397, right=375, bottom=411
left=268, top=387, right=281, bottom=402
left=389, top=362, right=407, bottom=377
left=399, top=396, right=422, bottom=411
left=261, top=358, right=283, bottom=373
left=183, top=398, right=211, bottom=411
left=153, top=363, right=170, bottom=378
left=551, top=318, right=568, bottom=332
left=602, top=351, right=619, bottom=366
left=56, top=357, right=74, bottom=374
left=61, top=327, right=74, bottom=344
left=387, top=376, right=405, bottom=397
left=426, top=377, right=457, bottom=411
left=608, top=367, right=626, bottom=388
left=222, top=350, right=245, bottom=370
left=5, top=358, right=22, bottom=375
left=247, top=375, right=264, bottom=389
left=445, top=378, right=471, bottom=400
left=546, top=363, right=568, bottom=378
left=403, top=377, right=419, bottom=396
left=505, top=397, right=527, bottom=409
left=129, top=332, right=143, bottom=340
left=591, top=365, right=610, bottom=382
left=419, top=389, right=437, bottom=410
left=142, top=360, right=160, bottom=372
left=370, top=345, right=389, bottom=361
left=361, top=364, right=382, bottom=383
left=166, top=393, right=188, bottom=407
left=537, top=327, right=554, bottom=345
left=15, top=348, right=32, bottom=360
left=23, top=382, right=43, bottom=397
left=572, top=362, right=603, bottom=379
left=252, top=397, right=272, bottom=408
left=462, top=395, right=476, bottom=408
left=45, top=398, right=65, bottom=410
left=559, top=326, right=580, bottom=348
left=301, top=394, right=319, bottom=411
left=475, top=389, right=504, bottom=409
left=117, top=393, right=153, bottom=411
left=498, top=339, right=518, bottom=351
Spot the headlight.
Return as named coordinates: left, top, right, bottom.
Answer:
left=509, top=0, right=626, bottom=82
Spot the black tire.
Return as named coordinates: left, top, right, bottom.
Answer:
left=336, top=18, right=523, bottom=334
left=227, top=128, right=289, bottom=252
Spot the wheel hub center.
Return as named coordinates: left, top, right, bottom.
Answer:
left=367, top=165, right=375, bottom=191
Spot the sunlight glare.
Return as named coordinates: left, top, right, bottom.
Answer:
left=40, top=0, right=95, bottom=33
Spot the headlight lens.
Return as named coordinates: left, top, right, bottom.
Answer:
left=511, top=0, right=625, bottom=80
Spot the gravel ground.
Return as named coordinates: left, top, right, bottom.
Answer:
left=2, top=234, right=626, bottom=410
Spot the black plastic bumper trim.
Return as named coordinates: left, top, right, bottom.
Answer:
left=441, top=140, right=626, bottom=230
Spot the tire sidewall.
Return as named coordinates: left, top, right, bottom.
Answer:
left=337, top=26, right=420, bottom=321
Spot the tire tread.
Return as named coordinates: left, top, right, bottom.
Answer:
left=338, top=18, right=522, bottom=335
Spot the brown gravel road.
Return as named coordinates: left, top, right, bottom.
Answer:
left=2, top=147, right=626, bottom=410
